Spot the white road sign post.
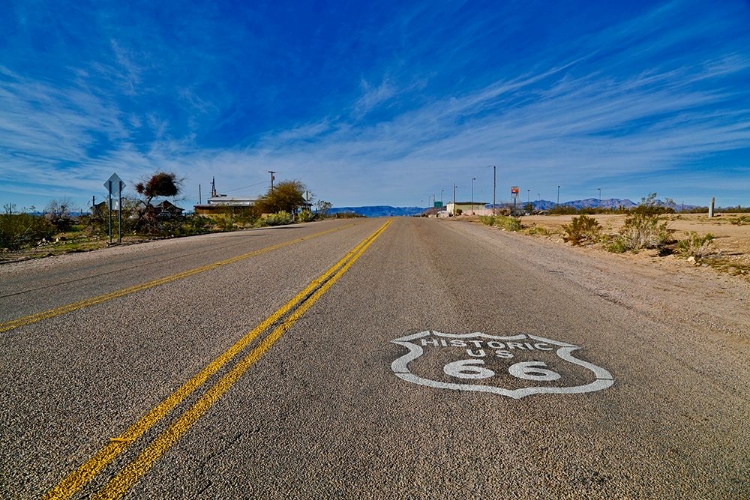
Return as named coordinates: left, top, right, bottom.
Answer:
left=104, top=173, right=126, bottom=244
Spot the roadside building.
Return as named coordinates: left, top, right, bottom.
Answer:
left=155, top=200, right=184, bottom=218
left=194, top=196, right=257, bottom=216
left=193, top=178, right=256, bottom=217
left=445, top=202, right=490, bottom=216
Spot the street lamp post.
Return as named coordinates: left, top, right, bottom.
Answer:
left=527, top=189, right=530, bottom=204
left=453, top=184, right=457, bottom=216
left=557, top=185, right=560, bottom=205
left=598, top=188, right=602, bottom=206
left=441, top=189, right=444, bottom=205
left=471, top=177, right=476, bottom=215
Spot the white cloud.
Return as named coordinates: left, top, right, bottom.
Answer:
left=2, top=0, right=749, bottom=209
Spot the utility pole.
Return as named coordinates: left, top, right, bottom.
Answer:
left=493, top=166, right=496, bottom=215
left=557, top=185, right=560, bottom=205
left=268, top=171, right=276, bottom=193
left=453, top=184, right=457, bottom=216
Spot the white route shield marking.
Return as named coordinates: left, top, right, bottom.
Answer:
left=391, top=331, right=614, bottom=399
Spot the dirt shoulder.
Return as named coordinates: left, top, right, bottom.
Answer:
left=511, top=212, right=750, bottom=281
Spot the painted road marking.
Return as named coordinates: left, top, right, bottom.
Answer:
left=0, top=223, right=355, bottom=334
left=44, top=220, right=391, bottom=500
left=391, top=331, right=614, bottom=399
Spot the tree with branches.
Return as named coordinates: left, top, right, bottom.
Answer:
left=133, top=172, right=183, bottom=232
left=257, top=180, right=307, bottom=215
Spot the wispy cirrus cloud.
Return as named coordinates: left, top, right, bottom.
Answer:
left=1, top=0, right=748, bottom=210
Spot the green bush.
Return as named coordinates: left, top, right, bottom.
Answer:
left=334, top=212, right=365, bottom=219
left=170, top=215, right=211, bottom=236
left=479, top=215, right=522, bottom=231
left=0, top=205, right=56, bottom=250
left=676, top=231, right=714, bottom=259
left=523, top=225, right=549, bottom=236
left=606, top=239, right=628, bottom=253
left=257, top=211, right=293, bottom=227
left=616, top=212, right=672, bottom=251
left=497, top=216, right=522, bottom=231
left=562, top=215, right=601, bottom=245
left=297, top=210, right=316, bottom=223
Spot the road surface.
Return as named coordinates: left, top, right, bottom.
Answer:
left=1, top=218, right=747, bottom=499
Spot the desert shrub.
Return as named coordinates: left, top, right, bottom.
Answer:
left=604, top=193, right=673, bottom=252
left=523, top=225, right=549, bottom=236
left=496, top=215, right=521, bottom=231
left=675, top=232, right=714, bottom=259
left=171, top=215, right=211, bottom=236
left=480, top=215, right=521, bottom=231
left=0, top=205, right=56, bottom=250
left=207, top=215, right=236, bottom=232
left=334, top=212, right=365, bottom=219
left=616, top=212, right=672, bottom=251
left=297, top=210, right=316, bottom=223
left=730, top=216, right=750, bottom=226
left=606, top=238, right=628, bottom=253
left=562, top=215, right=601, bottom=245
left=257, top=211, right=293, bottom=227
left=548, top=205, right=580, bottom=215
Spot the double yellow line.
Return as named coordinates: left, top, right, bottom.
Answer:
left=1, top=224, right=353, bottom=334
left=44, top=220, right=391, bottom=499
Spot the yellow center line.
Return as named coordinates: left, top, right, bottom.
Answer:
left=93, top=220, right=391, bottom=499
left=1, top=223, right=355, bottom=334
left=43, top=220, right=391, bottom=500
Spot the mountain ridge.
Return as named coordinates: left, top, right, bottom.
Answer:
left=328, top=198, right=701, bottom=217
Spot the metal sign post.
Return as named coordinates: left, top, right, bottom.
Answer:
left=511, top=186, right=519, bottom=214
left=104, top=173, right=126, bottom=244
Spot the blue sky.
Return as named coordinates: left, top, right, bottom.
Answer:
left=1, top=0, right=749, bottom=211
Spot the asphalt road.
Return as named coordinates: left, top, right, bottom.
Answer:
left=0, top=218, right=747, bottom=499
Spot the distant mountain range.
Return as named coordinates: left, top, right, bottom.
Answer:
left=328, top=206, right=425, bottom=217
left=525, top=198, right=699, bottom=211
left=328, top=199, right=700, bottom=217
left=540, top=198, right=638, bottom=211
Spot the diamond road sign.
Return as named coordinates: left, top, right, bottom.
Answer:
left=104, top=173, right=126, bottom=197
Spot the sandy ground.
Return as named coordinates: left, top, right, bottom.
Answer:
left=509, top=213, right=750, bottom=281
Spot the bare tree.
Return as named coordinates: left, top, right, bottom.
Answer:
left=44, top=197, right=75, bottom=231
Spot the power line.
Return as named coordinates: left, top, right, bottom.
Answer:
left=221, top=181, right=268, bottom=194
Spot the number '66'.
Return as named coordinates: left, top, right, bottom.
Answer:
left=443, top=359, right=561, bottom=382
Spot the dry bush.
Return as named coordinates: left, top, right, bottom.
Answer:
left=562, top=215, right=601, bottom=245
left=676, top=231, right=714, bottom=259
